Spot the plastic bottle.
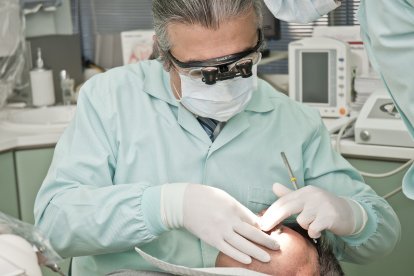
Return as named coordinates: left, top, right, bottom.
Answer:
left=29, top=48, right=55, bottom=106
left=60, top=70, right=74, bottom=105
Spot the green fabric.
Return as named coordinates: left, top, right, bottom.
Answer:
left=141, top=185, right=166, bottom=236
left=359, top=0, right=414, bottom=198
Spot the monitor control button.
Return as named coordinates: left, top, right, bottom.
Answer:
left=360, top=130, right=370, bottom=141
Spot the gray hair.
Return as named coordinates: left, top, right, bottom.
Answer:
left=151, top=0, right=263, bottom=69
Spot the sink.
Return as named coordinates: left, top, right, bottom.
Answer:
left=7, top=106, right=76, bottom=124
left=0, top=105, right=76, bottom=132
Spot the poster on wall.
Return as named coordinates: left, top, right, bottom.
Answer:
left=121, top=30, right=155, bottom=65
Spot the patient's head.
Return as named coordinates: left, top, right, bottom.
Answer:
left=216, top=223, right=343, bottom=276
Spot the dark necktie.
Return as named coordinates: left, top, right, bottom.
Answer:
left=197, top=117, right=219, bottom=141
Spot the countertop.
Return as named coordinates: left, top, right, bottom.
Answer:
left=0, top=130, right=62, bottom=152
left=0, top=108, right=413, bottom=161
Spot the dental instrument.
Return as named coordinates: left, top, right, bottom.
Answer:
left=280, top=152, right=299, bottom=190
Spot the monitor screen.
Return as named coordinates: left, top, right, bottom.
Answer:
left=302, top=52, right=329, bottom=104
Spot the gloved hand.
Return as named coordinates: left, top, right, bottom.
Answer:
left=161, top=183, right=280, bottom=264
left=259, top=183, right=368, bottom=239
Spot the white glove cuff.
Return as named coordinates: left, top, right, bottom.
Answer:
left=160, top=183, right=189, bottom=229
left=345, top=198, right=369, bottom=235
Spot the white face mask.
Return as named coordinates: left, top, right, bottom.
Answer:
left=176, top=65, right=258, bottom=122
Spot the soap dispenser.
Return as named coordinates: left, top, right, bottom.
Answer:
left=29, top=48, right=55, bottom=107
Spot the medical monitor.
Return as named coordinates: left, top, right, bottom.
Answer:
left=289, top=37, right=351, bottom=118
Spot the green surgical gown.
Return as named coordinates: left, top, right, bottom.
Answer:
left=34, top=60, right=400, bottom=275
left=359, top=0, right=414, bottom=199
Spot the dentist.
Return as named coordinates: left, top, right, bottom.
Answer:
left=35, top=1, right=400, bottom=275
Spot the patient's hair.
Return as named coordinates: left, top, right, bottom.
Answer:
left=285, top=223, right=344, bottom=276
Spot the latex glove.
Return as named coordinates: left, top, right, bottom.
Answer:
left=161, top=183, right=280, bottom=264
left=259, top=183, right=368, bottom=239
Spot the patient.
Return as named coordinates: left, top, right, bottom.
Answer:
left=108, top=222, right=343, bottom=276
left=216, top=223, right=343, bottom=276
